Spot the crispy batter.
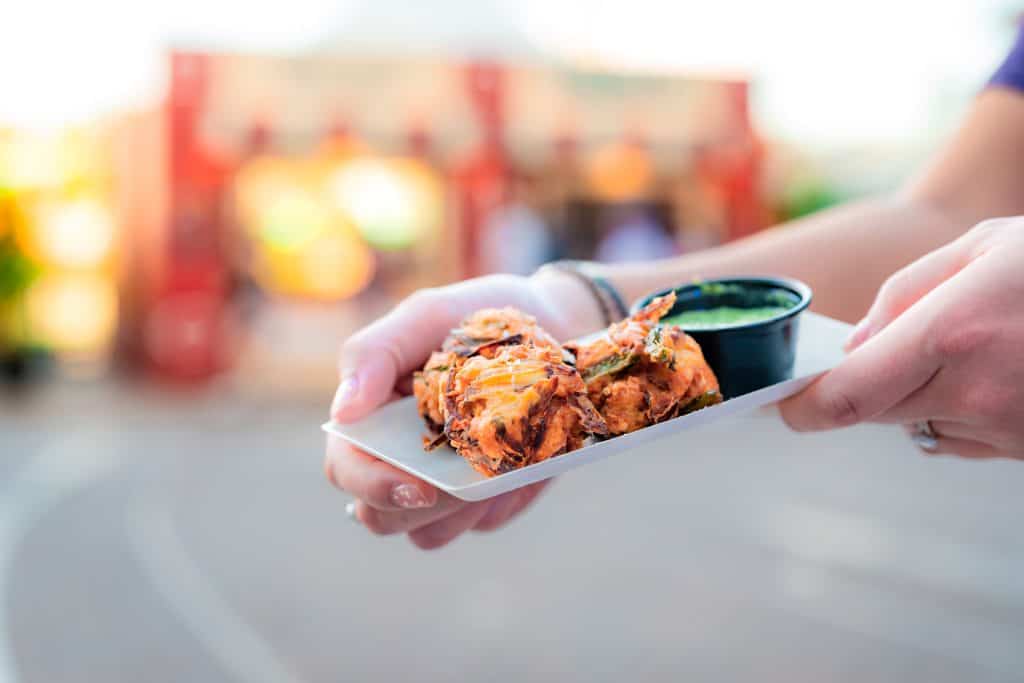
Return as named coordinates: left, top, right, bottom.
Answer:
left=443, top=307, right=559, bottom=356
left=442, top=344, right=608, bottom=477
left=413, top=308, right=560, bottom=437
left=413, top=298, right=718, bottom=476
left=414, top=350, right=456, bottom=433
left=566, top=293, right=721, bottom=435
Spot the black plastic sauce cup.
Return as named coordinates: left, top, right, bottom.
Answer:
left=631, top=277, right=813, bottom=399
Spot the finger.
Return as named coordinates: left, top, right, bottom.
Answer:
left=331, top=290, right=459, bottom=423
left=395, top=375, right=415, bottom=397
left=474, top=480, right=550, bottom=532
left=407, top=502, right=492, bottom=550
left=324, top=435, right=438, bottom=511
left=901, top=423, right=1009, bottom=459
left=907, top=422, right=1024, bottom=457
left=354, top=494, right=469, bottom=535
left=917, top=434, right=1001, bottom=459
left=861, top=365, right=952, bottom=424
left=781, top=307, right=941, bottom=432
left=846, top=241, right=969, bottom=351
left=471, top=491, right=524, bottom=533
left=903, top=420, right=980, bottom=441
left=782, top=254, right=988, bottom=433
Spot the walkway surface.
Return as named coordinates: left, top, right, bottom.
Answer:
left=2, top=381, right=1022, bottom=682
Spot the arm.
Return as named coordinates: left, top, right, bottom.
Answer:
left=573, top=197, right=966, bottom=322
left=327, top=88, right=1024, bottom=549
left=543, top=89, right=1024, bottom=323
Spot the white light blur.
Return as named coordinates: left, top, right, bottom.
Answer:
left=328, top=158, right=430, bottom=250
left=25, top=273, right=119, bottom=353
left=36, top=200, right=117, bottom=269
left=1, top=0, right=1018, bottom=146
left=520, top=0, right=1017, bottom=145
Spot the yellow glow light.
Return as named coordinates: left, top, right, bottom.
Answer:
left=30, top=198, right=116, bottom=269
left=257, top=189, right=332, bottom=254
left=252, top=215, right=375, bottom=302
left=328, top=157, right=441, bottom=251
left=586, top=141, right=655, bottom=202
left=0, top=131, right=101, bottom=190
left=25, top=272, right=118, bottom=353
left=236, top=157, right=305, bottom=235
left=234, top=156, right=340, bottom=254
left=0, top=196, right=9, bottom=240
left=0, top=133, right=64, bottom=189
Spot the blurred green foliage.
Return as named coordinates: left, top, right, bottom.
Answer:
left=778, top=181, right=842, bottom=221
left=0, top=235, right=36, bottom=301
left=0, top=189, right=37, bottom=301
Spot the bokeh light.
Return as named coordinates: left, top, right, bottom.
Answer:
left=22, top=198, right=117, bottom=269
left=235, top=155, right=379, bottom=301
left=0, top=130, right=102, bottom=190
left=234, top=157, right=322, bottom=248
left=328, top=156, right=442, bottom=251
left=252, top=216, right=375, bottom=301
left=256, top=189, right=333, bottom=254
left=586, top=140, right=655, bottom=202
left=25, top=272, right=118, bottom=354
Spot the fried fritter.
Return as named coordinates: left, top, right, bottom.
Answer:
left=413, top=308, right=561, bottom=436
left=443, top=307, right=559, bottom=356
left=565, top=293, right=721, bottom=435
left=414, top=350, right=457, bottom=435
left=442, top=343, right=608, bottom=477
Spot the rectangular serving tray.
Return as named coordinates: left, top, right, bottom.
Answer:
left=323, top=311, right=851, bottom=501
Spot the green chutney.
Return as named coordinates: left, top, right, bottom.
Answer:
left=661, top=305, right=792, bottom=330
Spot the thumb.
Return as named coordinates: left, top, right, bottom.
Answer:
left=845, top=239, right=970, bottom=351
left=331, top=291, right=458, bottom=423
left=780, top=297, right=942, bottom=432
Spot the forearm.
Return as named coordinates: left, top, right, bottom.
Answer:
left=535, top=89, right=1024, bottom=330
left=588, top=194, right=973, bottom=322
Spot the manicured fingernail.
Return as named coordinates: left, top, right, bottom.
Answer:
left=331, top=374, right=359, bottom=416
left=390, top=484, right=431, bottom=509
left=845, top=318, right=873, bottom=351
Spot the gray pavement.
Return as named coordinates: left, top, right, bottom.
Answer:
left=2, top=380, right=1023, bottom=682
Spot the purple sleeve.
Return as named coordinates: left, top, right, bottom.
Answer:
left=989, top=27, right=1024, bottom=91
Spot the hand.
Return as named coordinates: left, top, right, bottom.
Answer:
left=324, top=272, right=605, bottom=549
left=781, top=217, right=1024, bottom=460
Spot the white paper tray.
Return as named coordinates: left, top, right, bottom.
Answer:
left=323, top=311, right=851, bottom=501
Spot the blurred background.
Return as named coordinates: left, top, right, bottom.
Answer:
left=3, top=2, right=1024, bottom=682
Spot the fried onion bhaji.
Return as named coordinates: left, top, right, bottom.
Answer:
left=441, top=343, right=608, bottom=477
left=413, top=308, right=561, bottom=438
left=565, top=293, right=721, bottom=436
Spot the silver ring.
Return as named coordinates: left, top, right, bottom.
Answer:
left=345, top=501, right=360, bottom=523
left=911, top=420, right=939, bottom=452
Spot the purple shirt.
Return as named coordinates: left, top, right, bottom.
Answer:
left=990, top=27, right=1024, bottom=90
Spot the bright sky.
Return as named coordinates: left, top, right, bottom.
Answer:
left=0, top=0, right=1017, bottom=146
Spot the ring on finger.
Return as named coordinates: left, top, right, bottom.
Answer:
left=910, top=420, right=939, bottom=452
left=345, top=501, right=360, bottom=524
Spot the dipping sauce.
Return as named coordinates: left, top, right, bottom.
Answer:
left=661, top=305, right=793, bottom=330
left=633, top=277, right=812, bottom=397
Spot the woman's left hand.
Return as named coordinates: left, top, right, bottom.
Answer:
left=780, top=216, right=1024, bottom=460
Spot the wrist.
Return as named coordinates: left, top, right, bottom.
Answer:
left=527, top=266, right=607, bottom=340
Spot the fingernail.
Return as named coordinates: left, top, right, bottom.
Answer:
left=390, top=484, right=431, bottom=509
left=330, top=374, right=359, bottom=416
left=844, top=318, right=873, bottom=351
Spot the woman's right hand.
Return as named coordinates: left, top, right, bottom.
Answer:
left=324, top=271, right=604, bottom=549
left=781, top=217, right=1024, bottom=460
